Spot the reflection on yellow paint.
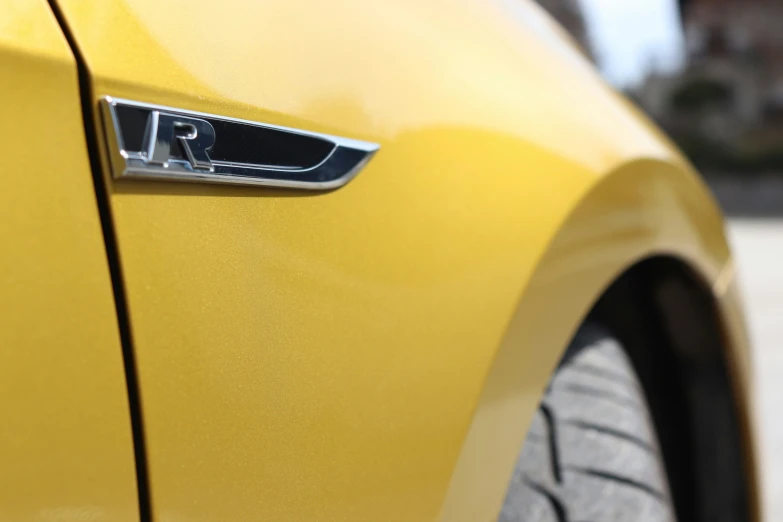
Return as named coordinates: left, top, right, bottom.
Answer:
left=50, top=0, right=745, bottom=521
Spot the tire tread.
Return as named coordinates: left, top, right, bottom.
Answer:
left=499, top=325, right=675, bottom=522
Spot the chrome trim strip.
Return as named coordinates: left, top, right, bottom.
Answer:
left=99, top=96, right=379, bottom=190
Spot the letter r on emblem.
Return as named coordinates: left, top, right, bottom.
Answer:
left=143, top=110, right=216, bottom=172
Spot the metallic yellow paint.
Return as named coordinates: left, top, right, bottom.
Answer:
left=0, top=1, right=138, bottom=519
left=438, top=160, right=752, bottom=521
left=53, top=0, right=758, bottom=521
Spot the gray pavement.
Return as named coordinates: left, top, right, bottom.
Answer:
left=727, top=220, right=783, bottom=521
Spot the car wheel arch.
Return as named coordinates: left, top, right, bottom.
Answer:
left=437, top=160, right=756, bottom=522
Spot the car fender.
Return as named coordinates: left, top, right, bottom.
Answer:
left=437, top=156, right=746, bottom=521
left=51, top=0, right=754, bottom=520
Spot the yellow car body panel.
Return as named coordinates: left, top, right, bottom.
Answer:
left=46, top=0, right=759, bottom=521
left=0, top=1, right=138, bottom=519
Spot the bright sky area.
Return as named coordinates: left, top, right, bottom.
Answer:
left=579, top=0, right=686, bottom=87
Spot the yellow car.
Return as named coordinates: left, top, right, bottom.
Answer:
left=1, top=0, right=759, bottom=521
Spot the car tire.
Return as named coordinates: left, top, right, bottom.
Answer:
left=499, top=323, right=677, bottom=522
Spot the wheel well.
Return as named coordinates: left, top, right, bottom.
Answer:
left=588, top=256, right=751, bottom=522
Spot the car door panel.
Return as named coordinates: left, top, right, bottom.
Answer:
left=0, top=1, right=138, bottom=519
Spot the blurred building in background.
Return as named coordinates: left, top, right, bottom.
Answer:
left=633, top=0, right=783, bottom=175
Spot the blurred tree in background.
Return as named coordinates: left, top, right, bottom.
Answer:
left=540, top=0, right=783, bottom=178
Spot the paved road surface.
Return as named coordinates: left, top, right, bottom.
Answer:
left=727, top=220, right=783, bottom=522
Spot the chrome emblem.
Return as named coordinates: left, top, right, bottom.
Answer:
left=100, top=97, right=379, bottom=189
